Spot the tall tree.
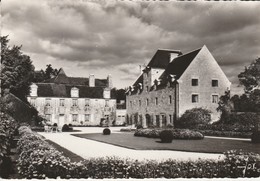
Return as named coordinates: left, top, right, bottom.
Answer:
left=238, top=57, right=260, bottom=93
left=1, top=36, right=35, bottom=102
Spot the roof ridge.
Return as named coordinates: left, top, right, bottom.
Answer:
left=174, top=47, right=202, bottom=59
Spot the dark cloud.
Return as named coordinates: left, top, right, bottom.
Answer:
left=2, top=0, right=260, bottom=91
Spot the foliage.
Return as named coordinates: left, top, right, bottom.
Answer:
left=33, top=64, right=59, bottom=83
left=238, top=57, right=260, bottom=93
left=251, top=131, right=260, bottom=143
left=136, top=124, right=143, bottom=129
left=120, top=128, right=136, bottom=132
left=17, top=126, right=260, bottom=178
left=111, top=88, right=126, bottom=103
left=160, top=130, right=174, bottom=143
left=103, top=128, right=111, bottom=135
left=217, top=90, right=233, bottom=122
left=223, top=150, right=260, bottom=178
left=134, top=128, right=204, bottom=140
left=1, top=36, right=35, bottom=102
left=0, top=112, right=18, bottom=178
left=175, top=108, right=211, bottom=129
left=61, top=124, right=73, bottom=132
left=197, top=130, right=252, bottom=138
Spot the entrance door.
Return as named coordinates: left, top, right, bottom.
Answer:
left=58, top=114, right=65, bottom=127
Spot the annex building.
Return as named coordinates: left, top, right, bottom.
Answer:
left=27, top=68, right=116, bottom=126
left=126, top=45, right=231, bottom=128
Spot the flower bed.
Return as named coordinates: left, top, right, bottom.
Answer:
left=17, top=126, right=260, bottom=178
left=134, top=128, right=204, bottom=140
left=197, top=130, right=252, bottom=138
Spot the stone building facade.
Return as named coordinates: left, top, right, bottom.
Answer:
left=27, top=68, right=116, bottom=126
left=126, top=45, right=231, bottom=127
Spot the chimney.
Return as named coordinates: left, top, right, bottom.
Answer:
left=107, top=74, right=113, bottom=88
left=170, top=51, right=182, bottom=62
left=89, top=74, right=95, bottom=87
left=30, top=83, right=38, bottom=97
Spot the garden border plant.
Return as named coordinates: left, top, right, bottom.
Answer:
left=16, top=126, right=260, bottom=179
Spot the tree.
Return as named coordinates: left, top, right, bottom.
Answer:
left=1, top=36, right=35, bottom=102
left=217, top=90, right=234, bottom=123
left=32, top=64, right=58, bottom=83
left=238, top=57, right=260, bottom=93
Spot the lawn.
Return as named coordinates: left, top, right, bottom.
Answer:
left=72, top=132, right=260, bottom=154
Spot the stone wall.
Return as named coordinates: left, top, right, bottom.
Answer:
left=27, top=97, right=116, bottom=126
left=126, top=85, right=176, bottom=128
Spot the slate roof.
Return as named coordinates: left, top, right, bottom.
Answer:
left=148, top=49, right=182, bottom=69
left=130, top=47, right=202, bottom=94
left=160, top=48, right=202, bottom=80
left=36, top=83, right=111, bottom=98
left=43, top=68, right=107, bottom=87
left=35, top=68, right=111, bottom=98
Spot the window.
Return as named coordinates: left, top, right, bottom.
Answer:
left=212, top=80, right=218, bottom=87
left=130, top=101, right=132, bottom=108
left=146, top=98, right=149, bottom=106
left=192, top=94, right=199, bottom=103
left=139, top=100, right=141, bottom=107
left=72, top=99, right=78, bottom=106
left=72, top=114, right=78, bottom=122
left=169, top=115, right=172, bottom=124
left=212, top=95, right=219, bottom=103
left=85, top=99, right=90, bottom=106
left=146, top=86, right=149, bottom=92
left=155, top=97, right=158, bottom=105
left=60, top=99, right=65, bottom=106
left=192, top=79, right=198, bottom=86
left=45, top=99, right=51, bottom=106
left=85, top=114, right=90, bottom=122
left=169, top=95, right=172, bottom=104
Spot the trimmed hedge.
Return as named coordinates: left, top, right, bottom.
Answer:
left=17, top=126, right=260, bottom=178
left=251, top=131, right=260, bottom=143
left=134, top=129, right=204, bottom=140
left=197, top=129, right=252, bottom=138
left=103, top=128, right=111, bottom=135
left=160, top=130, right=173, bottom=143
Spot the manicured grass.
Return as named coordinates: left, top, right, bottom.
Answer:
left=46, top=140, right=84, bottom=162
left=72, top=132, right=260, bottom=154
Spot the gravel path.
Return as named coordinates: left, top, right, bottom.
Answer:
left=38, top=127, right=224, bottom=161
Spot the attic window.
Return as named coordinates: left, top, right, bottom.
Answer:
left=192, top=79, right=198, bottom=86
left=212, top=80, right=218, bottom=87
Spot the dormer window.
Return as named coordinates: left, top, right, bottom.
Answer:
left=45, top=99, right=51, bottom=106
left=30, top=83, right=38, bottom=97
left=71, top=87, right=79, bottom=98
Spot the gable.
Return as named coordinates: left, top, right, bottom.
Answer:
left=179, top=45, right=231, bottom=85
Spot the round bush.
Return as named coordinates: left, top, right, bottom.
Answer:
left=103, top=128, right=111, bottom=135
left=53, top=123, right=58, bottom=127
left=251, top=131, right=260, bottom=143
left=160, top=130, right=174, bottom=143
left=62, top=124, right=70, bottom=132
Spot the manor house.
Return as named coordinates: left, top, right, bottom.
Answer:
left=27, top=68, right=116, bottom=126
left=126, top=45, right=231, bottom=127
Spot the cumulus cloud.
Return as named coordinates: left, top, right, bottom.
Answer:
left=2, top=0, right=260, bottom=92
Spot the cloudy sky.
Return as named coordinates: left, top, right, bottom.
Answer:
left=2, top=0, right=260, bottom=94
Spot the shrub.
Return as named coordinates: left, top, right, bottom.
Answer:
left=120, top=128, right=135, bottom=132
left=175, top=108, right=211, bottom=129
left=62, top=124, right=69, bottom=132
left=53, top=123, right=58, bottom=127
left=103, top=128, right=111, bottom=135
left=172, top=129, right=204, bottom=140
left=251, top=131, right=260, bottom=143
left=198, top=129, right=251, bottom=138
left=160, top=130, right=174, bottom=143
left=136, top=124, right=143, bottom=129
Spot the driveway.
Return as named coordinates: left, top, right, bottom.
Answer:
left=38, top=127, right=224, bottom=161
